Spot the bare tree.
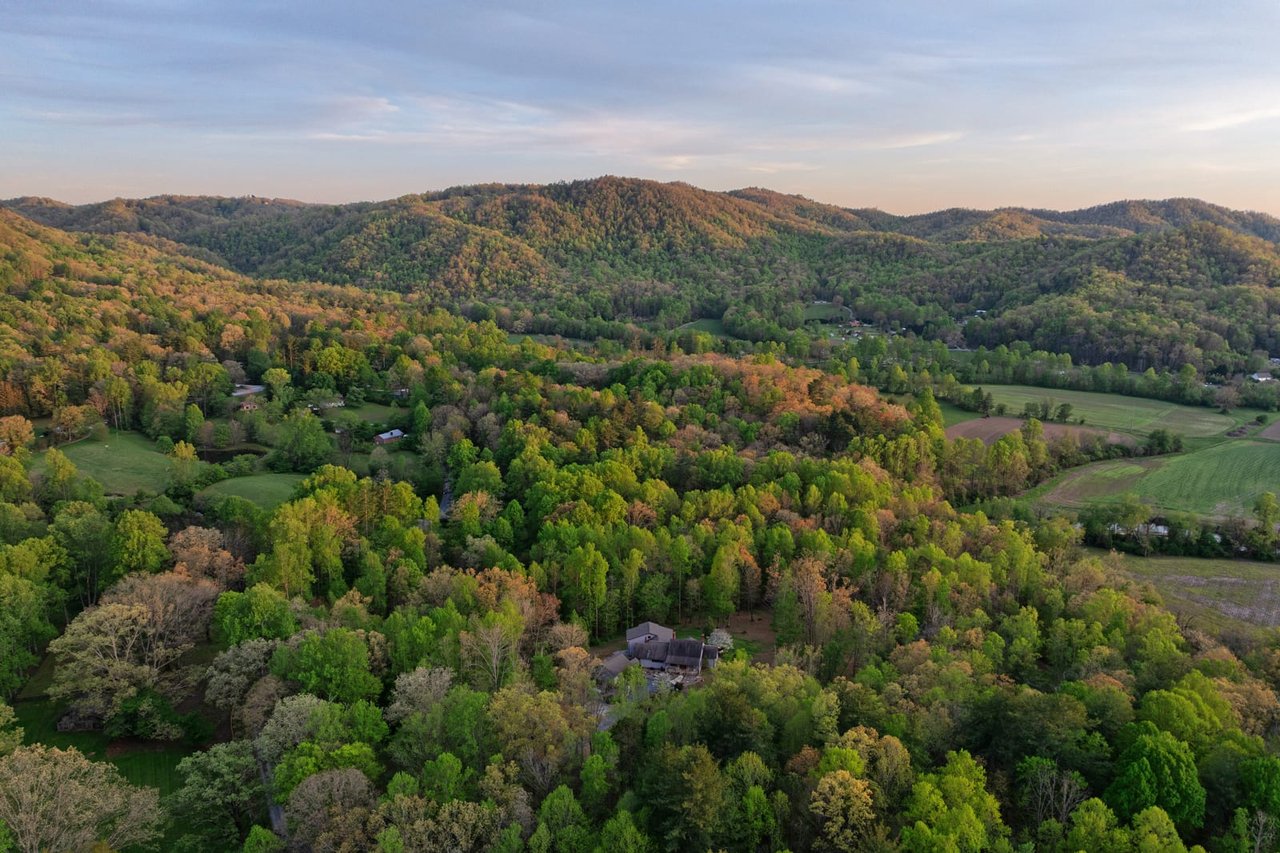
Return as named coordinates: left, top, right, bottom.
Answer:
left=460, top=620, right=520, bottom=692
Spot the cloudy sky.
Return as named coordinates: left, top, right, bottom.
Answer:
left=3, top=0, right=1279, bottom=213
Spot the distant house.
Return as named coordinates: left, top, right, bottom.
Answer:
left=1250, top=372, right=1275, bottom=383
left=374, top=428, right=405, bottom=446
left=237, top=398, right=260, bottom=412
left=391, top=387, right=411, bottom=400
left=231, top=384, right=266, bottom=398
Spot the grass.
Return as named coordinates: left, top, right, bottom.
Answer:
left=802, top=301, right=852, bottom=322
left=677, top=317, right=732, bottom=338
left=1035, top=440, right=1280, bottom=519
left=1104, top=551, right=1280, bottom=641
left=976, top=385, right=1242, bottom=438
left=347, top=403, right=398, bottom=423
left=938, top=401, right=982, bottom=428
left=36, top=430, right=173, bottom=496
left=199, top=473, right=305, bottom=508
left=12, top=698, right=194, bottom=796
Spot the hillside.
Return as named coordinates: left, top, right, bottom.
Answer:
left=6, top=178, right=1280, bottom=372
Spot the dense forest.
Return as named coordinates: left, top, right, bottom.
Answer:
left=0, top=191, right=1279, bottom=853
left=8, top=179, right=1280, bottom=375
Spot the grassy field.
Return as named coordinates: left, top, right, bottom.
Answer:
left=1034, top=440, right=1280, bottom=518
left=977, top=385, right=1241, bottom=438
left=37, top=431, right=172, bottom=495
left=803, top=301, right=852, bottom=322
left=199, top=473, right=305, bottom=508
left=1105, top=552, right=1280, bottom=640
left=13, top=698, right=194, bottom=795
left=677, top=317, right=731, bottom=338
left=939, top=401, right=981, bottom=428
left=346, top=403, right=399, bottom=423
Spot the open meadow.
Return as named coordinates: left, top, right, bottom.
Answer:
left=1105, top=551, right=1280, bottom=641
left=199, top=473, right=305, bottom=508
left=1033, top=440, right=1280, bottom=519
left=977, top=384, right=1241, bottom=438
left=35, top=431, right=173, bottom=496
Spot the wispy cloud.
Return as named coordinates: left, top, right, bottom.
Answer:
left=2, top=0, right=1279, bottom=212
left=1181, top=107, right=1280, bottom=132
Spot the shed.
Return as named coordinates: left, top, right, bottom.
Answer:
left=375, top=429, right=405, bottom=445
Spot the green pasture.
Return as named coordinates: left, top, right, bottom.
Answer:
left=1036, top=440, right=1280, bottom=519
left=37, top=431, right=173, bottom=495
left=976, top=385, right=1241, bottom=438
left=199, top=473, right=305, bottom=508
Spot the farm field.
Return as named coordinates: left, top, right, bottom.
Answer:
left=1034, top=440, right=1280, bottom=518
left=199, top=473, right=305, bottom=508
left=976, top=385, right=1241, bottom=437
left=36, top=430, right=173, bottom=496
left=945, top=415, right=1135, bottom=446
left=1105, top=551, right=1280, bottom=640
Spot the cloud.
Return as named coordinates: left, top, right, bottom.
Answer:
left=1181, top=107, right=1280, bottom=132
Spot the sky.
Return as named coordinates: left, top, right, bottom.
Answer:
left=3, top=0, right=1280, bottom=214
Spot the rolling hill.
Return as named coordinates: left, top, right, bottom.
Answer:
left=6, top=178, right=1280, bottom=372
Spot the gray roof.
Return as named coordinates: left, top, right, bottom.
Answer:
left=626, top=621, right=674, bottom=642
left=633, top=641, right=669, bottom=663
left=596, top=651, right=636, bottom=681
left=665, top=638, right=705, bottom=669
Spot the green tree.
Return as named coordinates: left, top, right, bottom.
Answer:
left=111, top=510, right=169, bottom=576
left=270, top=629, right=382, bottom=704
left=273, top=409, right=331, bottom=473
left=171, top=740, right=265, bottom=850
left=214, top=584, right=297, bottom=644
left=901, top=750, right=1010, bottom=852
left=1104, top=724, right=1205, bottom=828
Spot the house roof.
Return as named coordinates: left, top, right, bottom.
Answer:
left=633, top=641, right=669, bottom=663
left=666, top=638, right=706, bottom=669
left=376, top=429, right=405, bottom=440
left=626, top=621, right=674, bottom=642
left=596, top=651, right=636, bottom=681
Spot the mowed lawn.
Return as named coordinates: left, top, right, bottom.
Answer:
left=200, top=473, right=305, bottom=508
left=13, top=698, right=193, bottom=796
left=1107, top=552, right=1280, bottom=639
left=348, top=403, right=398, bottom=423
left=938, top=401, right=981, bottom=428
left=37, top=431, right=172, bottom=495
left=1036, top=440, right=1280, bottom=518
left=677, top=318, right=731, bottom=338
left=977, top=385, right=1239, bottom=438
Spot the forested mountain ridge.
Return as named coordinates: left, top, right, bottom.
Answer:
left=6, top=178, right=1280, bottom=373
